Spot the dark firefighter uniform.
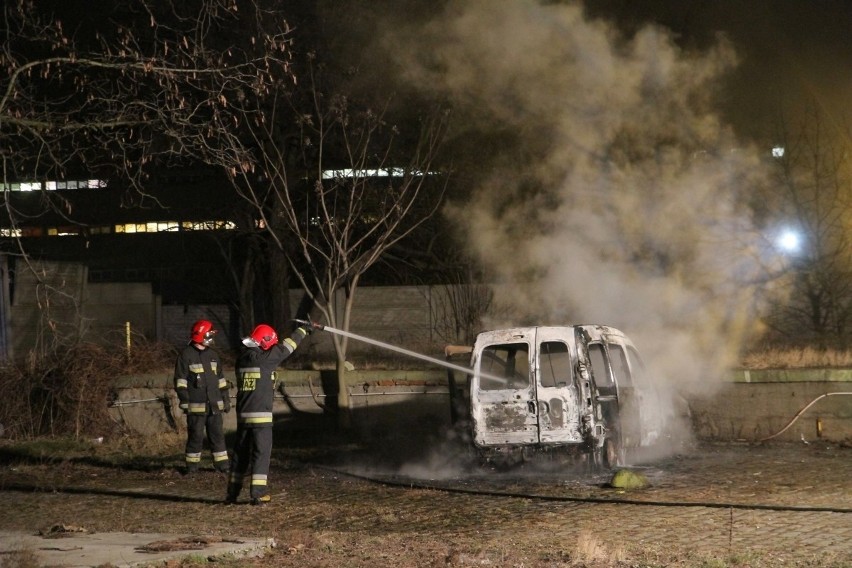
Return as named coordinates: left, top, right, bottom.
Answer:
left=173, top=344, right=231, bottom=473
left=226, top=325, right=312, bottom=505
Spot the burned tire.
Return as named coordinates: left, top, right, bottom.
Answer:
left=593, top=436, right=625, bottom=470
left=603, top=436, right=624, bottom=469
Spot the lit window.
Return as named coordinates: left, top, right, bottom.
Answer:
left=321, top=167, right=428, bottom=180
left=111, top=220, right=234, bottom=233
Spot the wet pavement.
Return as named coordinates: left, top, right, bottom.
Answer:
left=0, top=441, right=850, bottom=566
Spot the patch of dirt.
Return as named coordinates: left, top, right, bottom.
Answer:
left=0, top=437, right=850, bottom=567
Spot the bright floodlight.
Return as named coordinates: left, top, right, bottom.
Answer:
left=772, top=146, right=785, bottom=158
left=777, top=229, right=800, bottom=253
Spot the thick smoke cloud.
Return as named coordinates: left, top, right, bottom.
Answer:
left=386, top=0, right=778, bottom=398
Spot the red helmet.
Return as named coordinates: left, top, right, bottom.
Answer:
left=190, top=320, right=217, bottom=346
left=246, top=324, right=278, bottom=350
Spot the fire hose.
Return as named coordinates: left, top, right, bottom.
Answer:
left=311, top=462, right=852, bottom=514
left=758, top=391, right=852, bottom=442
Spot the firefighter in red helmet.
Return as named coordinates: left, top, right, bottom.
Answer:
left=226, top=320, right=323, bottom=505
left=173, top=319, right=231, bottom=474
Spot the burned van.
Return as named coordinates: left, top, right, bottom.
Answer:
left=447, top=325, right=673, bottom=469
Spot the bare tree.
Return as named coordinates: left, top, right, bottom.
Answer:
left=225, top=58, right=450, bottom=423
left=0, top=0, right=295, bottom=357
left=763, top=107, right=852, bottom=348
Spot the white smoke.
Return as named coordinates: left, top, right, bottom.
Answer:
left=388, top=0, right=777, bottom=400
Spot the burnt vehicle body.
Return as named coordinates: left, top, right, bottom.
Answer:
left=448, top=325, right=672, bottom=469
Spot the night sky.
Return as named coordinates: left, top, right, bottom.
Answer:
left=323, top=0, right=852, bottom=144
left=583, top=0, right=852, bottom=142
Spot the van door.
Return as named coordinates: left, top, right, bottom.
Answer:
left=603, top=340, right=642, bottom=450
left=471, top=339, right=538, bottom=447
left=535, top=329, right=582, bottom=443
left=586, top=341, right=622, bottom=442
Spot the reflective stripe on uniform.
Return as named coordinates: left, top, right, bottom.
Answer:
left=188, top=364, right=204, bottom=373
left=218, top=378, right=228, bottom=389
left=176, top=378, right=188, bottom=388
left=186, top=452, right=202, bottom=463
left=250, top=474, right=268, bottom=487
left=238, top=412, right=272, bottom=425
left=188, top=403, right=207, bottom=413
left=213, top=451, right=229, bottom=463
left=283, top=337, right=297, bottom=350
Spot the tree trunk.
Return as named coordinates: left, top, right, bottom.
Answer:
left=333, top=280, right=358, bottom=430
left=270, top=245, right=291, bottom=331
left=336, top=354, right=352, bottom=430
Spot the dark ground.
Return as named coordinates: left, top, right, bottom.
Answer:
left=0, top=431, right=850, bottom=567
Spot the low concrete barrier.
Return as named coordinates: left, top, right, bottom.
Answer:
left=109, top=369, right=852, bottom=444
left=689, top=369, right=852, bottom=443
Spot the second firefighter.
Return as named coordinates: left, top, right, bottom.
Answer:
left=173, top=320, right=231, bottom=474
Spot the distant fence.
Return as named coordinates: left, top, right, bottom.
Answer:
left=0, top=259, right=474, bottom=360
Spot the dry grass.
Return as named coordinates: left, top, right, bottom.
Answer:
left=572, top=530, right=626, bottom=564
left=739, top=346, right=852, bottom=369
left=0, top=547, right=41, bottom=568
left=0, top=338, right=177, bottom=441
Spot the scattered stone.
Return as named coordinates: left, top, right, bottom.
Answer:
left=39, top=524, right=89, bottom=538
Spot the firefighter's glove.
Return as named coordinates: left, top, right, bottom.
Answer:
left=223, top=398, right=231, bottom=413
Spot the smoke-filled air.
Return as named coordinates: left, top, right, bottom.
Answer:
left=386, top=0, right=781, bottom=402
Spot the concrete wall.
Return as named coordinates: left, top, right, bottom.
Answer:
left=8, top=261, right=88, bottom=357
left=110, top=370, right=452, bottom=441
left=83, top=282, right=159, bottom=343
left=689, top=370, right=852, bottom=443
left=109, top=369, right=852, bottom=445
left=6, top=261, right=160, bottom=358
left=3, top=261, right=463, bottom=358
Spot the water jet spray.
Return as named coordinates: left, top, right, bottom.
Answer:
left=293, top=319, right=508, bottom=385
